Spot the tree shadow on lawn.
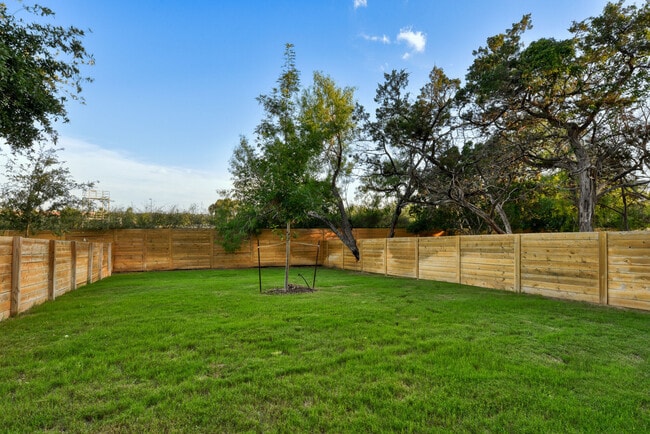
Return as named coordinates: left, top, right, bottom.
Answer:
left=263, top=283, right=317, bottom=295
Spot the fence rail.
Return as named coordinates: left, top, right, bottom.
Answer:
left=323, top=232, right=650, bottom=312
left=0, top=237, right=112, bottom=321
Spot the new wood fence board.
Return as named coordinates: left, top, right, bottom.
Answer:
left=6, top=229, right=648, bottom=317
left=608, top=271, right=650, bottom=286
left=608, top=247, right=650, bottom=258
left=608, top=287, right=650, bottom=301
left=321, top=231, right=650, bottom=310
left=521, top=257, right=599, bottom=268
left=520, top=240, right=598, bottom=249
left=418, top=270, right=457, bottom=283
left=419, top=259, right=457, bottom=269
left=461, top=256, right=515, bottom=267
left=419, top=259, right=457, bottom=268
left=607, top=297, right=650, bottom=311
left=521, top=277, right=599, bottom=298
left=0, top=237, right=112, bottom=321
left=608, top=257, right=650, bottom=274
left=521, top=262, right=599, bottom=274
left=522, top=286, right=599, bottom=303
left=608, top=266, right=650, bottom=284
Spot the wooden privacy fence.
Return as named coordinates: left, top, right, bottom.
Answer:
left=323, top=232, right=650, bottom=312
left=0, top=237, right=112, bottom=321
left=2, top=229, right=647, bottom=317
left=55, top=228, right=412, bottom=272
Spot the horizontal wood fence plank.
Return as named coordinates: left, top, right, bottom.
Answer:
left=0, top=236, right=112, bottom=321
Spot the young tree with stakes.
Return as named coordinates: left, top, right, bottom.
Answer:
left=224, top=44, right=323, bottom=290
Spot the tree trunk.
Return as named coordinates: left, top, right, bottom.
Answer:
left=577, top=167, right=596, bottom=232
left=307, top=210, right=359, bottom=261
left=569, top=132, right=596, bottom=233
left=449, top=184, right=509, bottom=234
left=388, top=203, right=403, bottom=238
left=494, top=202, right=513, bottom=234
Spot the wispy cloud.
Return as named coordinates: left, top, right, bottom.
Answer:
left=359, top=26, right=426, bottom=61
left=397, top=27, right=426, bottom=59
left=361, top=33, right=390, bottom=44
left=354, top=0, right=367, bottom=9
left=58, top=137, right=229, bottom=211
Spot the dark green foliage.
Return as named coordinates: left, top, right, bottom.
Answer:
left=354, top=2, right=650, bottom=235
left=221, top=45, right=360, bottom=260
left=0, top=2, right=93, bottom=151
left=463, top=1, right=650, bottom=232
left=223, top=45, right=321, bottom=240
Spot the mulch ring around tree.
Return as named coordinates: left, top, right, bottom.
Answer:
left=263, top=283, right=317, bottom=295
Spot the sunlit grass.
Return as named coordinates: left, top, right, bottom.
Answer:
left=1, top=268, right=649, bottom=432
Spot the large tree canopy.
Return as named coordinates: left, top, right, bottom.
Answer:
left=0, top=2, right=93, bottom=151
left=462, top=1, right=650, bottom=231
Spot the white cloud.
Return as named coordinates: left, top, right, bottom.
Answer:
left=354, top=0, right=367, bottom=9
left=361, top=33, right=390, bottom=44
left=58, top=137, right=230, bottom=212
left=397, top=28, right=426, bottom=58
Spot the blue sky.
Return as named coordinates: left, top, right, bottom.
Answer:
left=20, top=0, right=616, bottom=211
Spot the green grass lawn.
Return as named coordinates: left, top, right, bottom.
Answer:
left=1, top=268, right=649, bottom=432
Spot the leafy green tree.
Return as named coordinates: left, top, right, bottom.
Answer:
left=360, top=68, right=462, bottom=236
left=428, top=135, right=535, bottom=234
left=224, top=44, right=323, bottom=289
left=0, top=144, right=94, bottom=235
left=596, top=184, right=650, bottom=230
left=463, top=1, right=650, bottom=231
left=348, top=199, right=407, bottom=229
left=0, top=2, right=93, bottom=151
left=222, top=45, right=363, bottom=281
left=360, top=66, right=532, bottom=234
left=301, top=72, right=361, bottom=259
left=359, top=69, right=422, bottom=237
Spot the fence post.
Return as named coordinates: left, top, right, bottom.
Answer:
left=10, top=236, right=22, bottom=317
left=384, top=238, right=388, bottom=276
left=359, top=239, right=364, bottom=272
left=210, top=230, right=215, bottom=269
left=71, top=241, right=77, bottom=291
left=107, top=243, right=112, bottom=277
left=143, top=230, right=148, bottom=272
left=167, top=229, right=173, bottom=270
left=514, top=234, right=521, bottom=293
left=415, top=237, right=420, bottom=279
left=456, top=236, right=461, bottom=284
left=48, top=240, right=56, bottom=300
left=87, top=243, right=94, bottom=285
left=599, top=232, right=609, bottom=305
left=98, top=242, right=103, bottom=281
